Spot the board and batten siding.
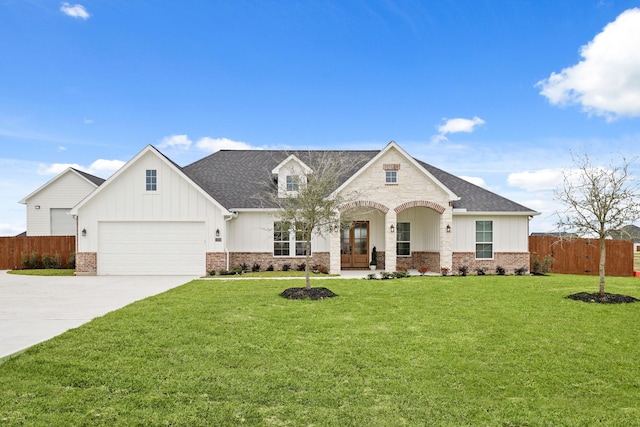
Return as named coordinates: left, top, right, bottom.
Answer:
left=76, top=150, right=225, bottom=254
left=397, top=207, right=441, bottom=252
left=25, top=171, right=97, bottom=236
left=226, top=211, right=330, bottom=253
left=452, top=215, right=529, bottom=254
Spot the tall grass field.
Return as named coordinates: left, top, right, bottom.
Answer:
left=1, top=274, right=639, bottom=426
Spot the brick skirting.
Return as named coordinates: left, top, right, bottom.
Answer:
left=229, top=252, right=330, bottom=272
left=452, top=252, right=531, bottom=274
left=206, top=252, right=226, bottom=273
left=396, top=251, right=440, bottom=272
left=75, top=252, right=97, bottom=275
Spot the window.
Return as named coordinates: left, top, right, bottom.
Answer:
left=274, top=221, right=290, bottom=256
left=295, top=223, right=310, bottom=256
left=385, top=170, right=397, bottom=184
left=286, top=175, right=299, bottom=191
left=476, top=220, right=493, bottom=259
left=146, top=169, right=157, bottom=191
left=396, top=222, right=410, bottom=256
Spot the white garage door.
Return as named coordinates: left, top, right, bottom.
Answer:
left=98, top=222, right=206, bottom=275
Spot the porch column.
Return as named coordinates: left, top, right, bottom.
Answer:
left=440, top=206, right=453, bottom=271
left=329, top=218, right=341, bottom=275
left=385, top=209, right=397, bottom=272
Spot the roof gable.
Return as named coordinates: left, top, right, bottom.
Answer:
left=19, top=167, right=104, bottom=204
left=332, top=141, right=460, bottom=201
left=71, top=145, right=230, bottom=215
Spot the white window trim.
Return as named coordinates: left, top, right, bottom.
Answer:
left=385, top=170, right=398, bottom=185
left=145, top=169, right=158, bottom=192
left=475, top=220, right=494, bottom=260
left=273, top=221, right=311, bottom=257
left=396, top=222, right=411, bottom=257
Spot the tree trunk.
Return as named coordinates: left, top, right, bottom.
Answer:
left=305, top=235, right=311, bottom=289
left=599, top=237, right=606, bottom=297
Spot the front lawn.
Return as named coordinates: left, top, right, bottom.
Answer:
left=1, top=275, right=639, bottom=426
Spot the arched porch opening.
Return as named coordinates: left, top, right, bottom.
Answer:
left=394, top=201, right=447, bottom=272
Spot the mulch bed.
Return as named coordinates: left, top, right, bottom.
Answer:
left=567, top=292, right=639, bottom=304
left=280, top=287, right=337, bottom=300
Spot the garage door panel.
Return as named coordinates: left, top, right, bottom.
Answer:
left=98, top=222, right=205, bottom=275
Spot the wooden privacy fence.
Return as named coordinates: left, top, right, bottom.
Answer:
left=0, top=236, right=76, bottom=270
left=529, top=236, right=633, bottom=277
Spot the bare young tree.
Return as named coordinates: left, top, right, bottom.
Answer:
left=556, top=153, right=640, bottom=296
left=263, top=151, right=371, bottom=289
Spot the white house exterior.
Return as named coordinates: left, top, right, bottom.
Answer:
left=70, top=142, right=540, bottom=276
left=19, top=168, right=104, bottom=236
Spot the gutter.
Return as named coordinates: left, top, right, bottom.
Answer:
left=223, top=211, right=239, bottom=270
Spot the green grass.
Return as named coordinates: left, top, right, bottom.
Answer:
left=206, top=270, right=338, bottom=278
left=1, top=275, right=640, bottom=426
left=7, top=269, right=75, bottom=276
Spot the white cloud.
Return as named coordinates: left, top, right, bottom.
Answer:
left=88, top=159, right=125, bottom=175
left=507, top=169, right=564, bottom=192
left=430, top=116, right=485, bottom=143
left=158, top=134, right=193, bottom=151
left=438, top=116, right=486, bottom=134
left=195, top=137, right=255, bottom=153
left=459, top=175, right=487, bottom=188
left=60, top=2, right=90, bottom=19
left=37, top=159, right=124, bottom=177
left=537, top=8, right=640, bottom=120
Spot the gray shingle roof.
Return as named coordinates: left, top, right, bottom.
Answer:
left=182, top=149, right=537, bottom=214
left=71, top=168, right=106, bottom=187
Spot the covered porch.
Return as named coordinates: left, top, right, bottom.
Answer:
left=329, top=200, right=452, bottom=274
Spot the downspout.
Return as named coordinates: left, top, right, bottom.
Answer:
left=223, top=211, right=238, bottom=270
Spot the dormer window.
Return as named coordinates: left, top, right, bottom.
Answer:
left=146, top=169, right=157, bottom=191
left=286, top=175, right=299, bottom=192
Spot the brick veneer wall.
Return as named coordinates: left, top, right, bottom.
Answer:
left=396, top=251, right=440, bottom=272
left=229, top=252, right=330, bottom=272
left=75, top=252, right=97, bottom=275
left=452, top=252, right=531, bottom=274
left=206, top=252, right=226, bottom=273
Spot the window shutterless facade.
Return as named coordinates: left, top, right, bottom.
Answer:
left=475, top=220, right=493, bottom=259
left=396, top=222, right=410, bottom=256
left=286, top=175, right=299, bottom=191
left=273, top=221, right=290, bottom=256
left=295, top=223, right=310, bottom=256
left=146, top=169, right=157, bottom=191
left=273, top=221, right=310, bottom=256
left=385, top=170, right=397, bottom=184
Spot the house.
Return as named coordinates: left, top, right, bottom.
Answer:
left=70, top=142, right=540, bottom=275
left=19, top=168, right=105, bottom=236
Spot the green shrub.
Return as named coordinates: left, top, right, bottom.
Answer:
left=67, top=253, right=76, bottom=269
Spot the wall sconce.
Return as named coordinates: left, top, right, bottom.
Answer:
left=333, top=224, right=339, bottom=233
left=81, top=228, right=87, bottom=237
left=446, top=224, right=451, bottom=233
left=35, top=205, right=40, bottom=210
left=390, top=224, right=395, bottom=233
left=215, top=228, right=220, bottom=238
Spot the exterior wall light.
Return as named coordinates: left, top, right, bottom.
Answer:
left=215, top=228, right=220, bottom=238
left=35, top=205, right=40, bottom=209
left=390, top=224, right=395, bottom=233
left=81, top=228, right=87, bottom=236
left=446, top=224, right=451, bottom=233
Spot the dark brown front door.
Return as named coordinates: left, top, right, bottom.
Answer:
left=341, top=221, right=369, bottom=268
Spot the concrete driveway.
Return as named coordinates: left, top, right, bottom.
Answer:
left=0, top=271, right=197, bottom=358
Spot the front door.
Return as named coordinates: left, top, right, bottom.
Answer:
left=341, top=221, right=370, bottom=269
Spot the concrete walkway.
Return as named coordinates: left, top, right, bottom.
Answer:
left=0, top=272, right=196, bottom=358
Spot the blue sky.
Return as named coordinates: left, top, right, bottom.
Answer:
left=2, top=0, right=640, bottom=235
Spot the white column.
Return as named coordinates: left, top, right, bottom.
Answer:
left=385, top=209, right=397, bottom=272
left=440, top=207, right=453, bottom=271
left=329, top=219, right=341, bottom=275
